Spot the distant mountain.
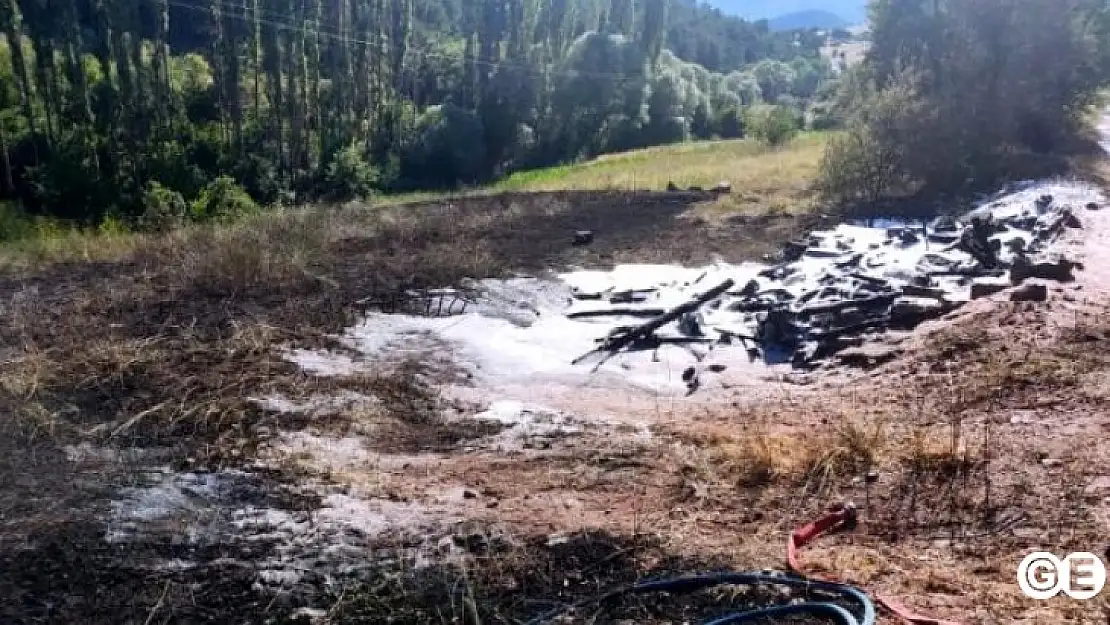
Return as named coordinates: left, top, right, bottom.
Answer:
left=769, top=9, right=849, bottom=31
left=704, top=1, right=868, bottom=25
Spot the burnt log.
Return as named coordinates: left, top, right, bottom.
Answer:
left=970, top=280, right=1008, bottom=300
left=568, top=308, right=668, bottom=320
left=572, top=279, right=735, bottom=365
left=1010, top=255, right=1078, bottom=284
left=901, top=284, right=949, bottom=300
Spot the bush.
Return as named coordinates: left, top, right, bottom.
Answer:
left=191, top=176, right=258, bottom=223
left=400, top=104, right=486, bottom=188
left=818, top=129, right=906, bottom=207
left=748, top=105, right=799, bottom=146
left=0, top=201, right=39, bottom=242
left=716, top=106, right=746, bottom=139
left=808, top=102, right=840, bottom=131
left=138, top=182, right=190, bottom=233
left=691, top=101, right=713, bottom=139
left=817, top=75, right=924, bottom=206
left=324, top=142, right=380, bottom=201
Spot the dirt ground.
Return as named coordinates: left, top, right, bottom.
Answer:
left=1, top=183, right=1108, bottom=624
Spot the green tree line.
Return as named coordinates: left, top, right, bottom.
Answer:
left=820, top=0, right=1110, bottom=208
left=0, top=0, right=832, bottom=231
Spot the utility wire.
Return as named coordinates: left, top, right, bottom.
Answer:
left=165, top=0, right=656, bottom=83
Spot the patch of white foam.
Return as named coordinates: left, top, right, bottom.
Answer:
left=472, top=400, right=585, bottom=448
left=287, top=349, right=366, bottom=376
left=283, top=180, right=1104, bottom=406
left=251, top=391, right=380, bottom=416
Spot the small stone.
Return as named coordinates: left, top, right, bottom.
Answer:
left=708, top=364, right=727, bottom=373
left=712, top=180, right=732, bottom=194
left=1041, top=458, right=1063, bottom=468
left=572, top=230, right=594, bottom=246
left=463, top=489, right=478, bottom=499
left=682, top=366, right=697, bottom=382
left=1086, top=202, right=1101, bottom=211
left=1011, top=283, right=1048, bottom=303
left=546, top=533, right=569, bottom=547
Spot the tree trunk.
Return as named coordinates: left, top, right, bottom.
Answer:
left=262, top=0, right=286, bottom=180
left=2, top=0, right=38, bottom=146
left=251, top=0, right=262, bottom=122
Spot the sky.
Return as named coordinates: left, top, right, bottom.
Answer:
left=704, top=0, right=868, bottom=23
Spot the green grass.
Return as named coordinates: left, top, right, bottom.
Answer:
left=489, top=132, right=830, bottom=214
left=0, top=133, right=831, bottom=270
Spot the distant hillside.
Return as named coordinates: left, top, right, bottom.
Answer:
left=769, top=10, right=849, bottom=31
left=706, top=1, right=867, bottom=25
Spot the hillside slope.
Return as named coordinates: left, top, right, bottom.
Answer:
left=707, top=0, right=867, bottom=23
left=769, top=9, right=849, bottom=30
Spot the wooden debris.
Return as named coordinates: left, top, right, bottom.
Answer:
left=572, top=279, right=735, bottom=366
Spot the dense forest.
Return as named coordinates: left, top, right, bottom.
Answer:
left=0, top=0, right=833, bottom=230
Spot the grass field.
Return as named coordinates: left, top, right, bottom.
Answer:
left=491, top=133, right=829, bottom=214
left=0, top=133, right=830, bottom=272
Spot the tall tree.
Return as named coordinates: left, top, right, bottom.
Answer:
left=262, top=0, right=286, bottom=178
left=1, top=0, right=36, bottom=141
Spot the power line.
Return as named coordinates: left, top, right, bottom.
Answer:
left=164, top=0, right=655, bottom=83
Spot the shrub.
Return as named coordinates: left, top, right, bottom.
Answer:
left=0, top=201, right=39, bottom=242
left=191, top=176, right=258, bottom=223
left=691, top=101, right=713, bottom=139
left=401, top=104, right=486, bottom=188
left=748, top=105, right=799, bottom=147
left=808, top=102, right=840, bottom=131
left=817, top=71, right=929, bottom=206
left=818, top=128, right=905, bottom=207
left=715, top=105, right=746, bottom=139
left=324, top=142, right=380, bottom=201
left=138, top=181, right=189, bottom=233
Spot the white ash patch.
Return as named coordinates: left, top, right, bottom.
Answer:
left=286, top=349, right=368, bottom=377
left=268, top=431, right=443, bottom=475
left=251, top=391, right=381, bottom=417
left=106, top=467, right=464, bottom=586
left=461, top=399, right=648, bottom=451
